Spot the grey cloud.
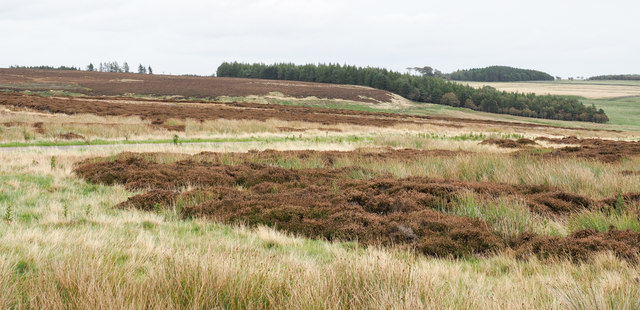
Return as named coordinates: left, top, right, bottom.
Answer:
left=0, top=0, right=638, bottom=77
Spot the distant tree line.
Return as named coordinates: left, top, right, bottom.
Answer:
left=447, top=66, right=555, bottom=82
left=588, top=74, right=640, bottom=81
left=9, top=62, right=154, bottom=75
left=217, top=62, right=608, bottom=123
left=86, top=61, right=153, bottom=74
left=9, top=65, right=79, bottom=70
left=406, top=66, right=446, bottom=78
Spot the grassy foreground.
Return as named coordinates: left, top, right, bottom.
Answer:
left=1, top=140, right=640, bottom=309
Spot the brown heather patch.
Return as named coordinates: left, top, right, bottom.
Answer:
left=0, top=68, right=395, bottom=103
left=480, top=138, right=538, bottom=148
left=0, top=92, right=622, bottom=133
left=72, top=151, right=640, bottom=261
left=32, top=121, right=45, bottom=134
left=621, top=170, right=640, bottom=176
left=534, top=136, right=640, bottom=163
left=513, top=229, right=640, bottom=262
left=57, top=132, right=85, bottom=140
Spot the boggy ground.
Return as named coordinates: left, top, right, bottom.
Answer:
left=73, top=151, right=640, bottom=261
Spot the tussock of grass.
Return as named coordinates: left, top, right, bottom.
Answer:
left=569, top=211, right=640, bottom=233
left=438, top=193, right=566, bottom=238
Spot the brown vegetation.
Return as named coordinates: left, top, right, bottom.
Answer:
left=0, top=92, right=412, bottom=128
left=58, top=132, right=85, bottom=140
left=76, top=156, right=599, bottom=215
left=0, top=68, right=394, bottom=103
left=513, top=229, right=640, bottom=262
left=481, top=138, right=538, bottom=148
left=481, top=136, right=640, bottom=162
left=72, top=151, right=640, bottom=261
left=535, top=136, right=640, bottom=162
left=0, top=92, right=619, bottom=133
left=621, top=170, right=640, bottom=176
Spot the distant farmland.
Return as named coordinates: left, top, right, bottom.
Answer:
left=457, top=80, right=640, bottom=99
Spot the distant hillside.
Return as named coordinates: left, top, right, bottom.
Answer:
left=0, top=68, right=396, bottom=104
left=448, top=66, right=554, bottom=82
left=9, top=65, right=79, bottom=71
left=217, top=62, right=609, bottom=123
left=588, top=74, right=640, bottom=81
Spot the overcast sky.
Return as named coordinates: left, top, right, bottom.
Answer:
left=1, top=0, right=638, bottom=78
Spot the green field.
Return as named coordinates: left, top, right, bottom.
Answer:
left=585, top=96, right=640, bottom=131
left=454, top=80, right=640, bottom=132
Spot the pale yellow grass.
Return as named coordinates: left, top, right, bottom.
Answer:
left=4, top=134, right=639, bottom=199
left=0, top=108, right=384, bottom=142
left=216, top=91, right=413, bottom=109
left=1, top=195, right=638, bottom=309
left=3, top=102, right=638, bottom=146
left=1, top=140, right=640, bottom=309
left=460, top=81, right=640, bottom=99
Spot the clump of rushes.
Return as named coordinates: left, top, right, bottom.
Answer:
left=614, top=192, right=626, bottom=214
left=4, top=204, right=12, bottom=222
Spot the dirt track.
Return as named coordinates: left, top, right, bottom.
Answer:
left=73, top=151, right=640, bottom=261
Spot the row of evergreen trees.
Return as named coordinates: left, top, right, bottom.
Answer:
left=86, top=62, right=152, bottom=74
left=588, top=74, right=640, bottom=81
left=216, top=62, right=608, bottom=123
left=447, top=66, right=555, bottom=82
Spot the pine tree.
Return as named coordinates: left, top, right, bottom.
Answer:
left=123, top=62, right=130, bottom=73
left=148, top=66, right=153, bottom=74
left=86, top=63, right=94, bottom=71
left=138, top=64, right=146, bottom=74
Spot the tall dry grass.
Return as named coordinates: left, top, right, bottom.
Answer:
left=2, top=130, right=640, bottom=308
left=1, top=215, right=639, bottom=309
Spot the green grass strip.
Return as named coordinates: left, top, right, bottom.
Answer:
left=0, top=135, right=373, bottom=148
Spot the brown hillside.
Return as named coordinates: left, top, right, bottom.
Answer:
left=0, top=68, right=394, bottom=103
